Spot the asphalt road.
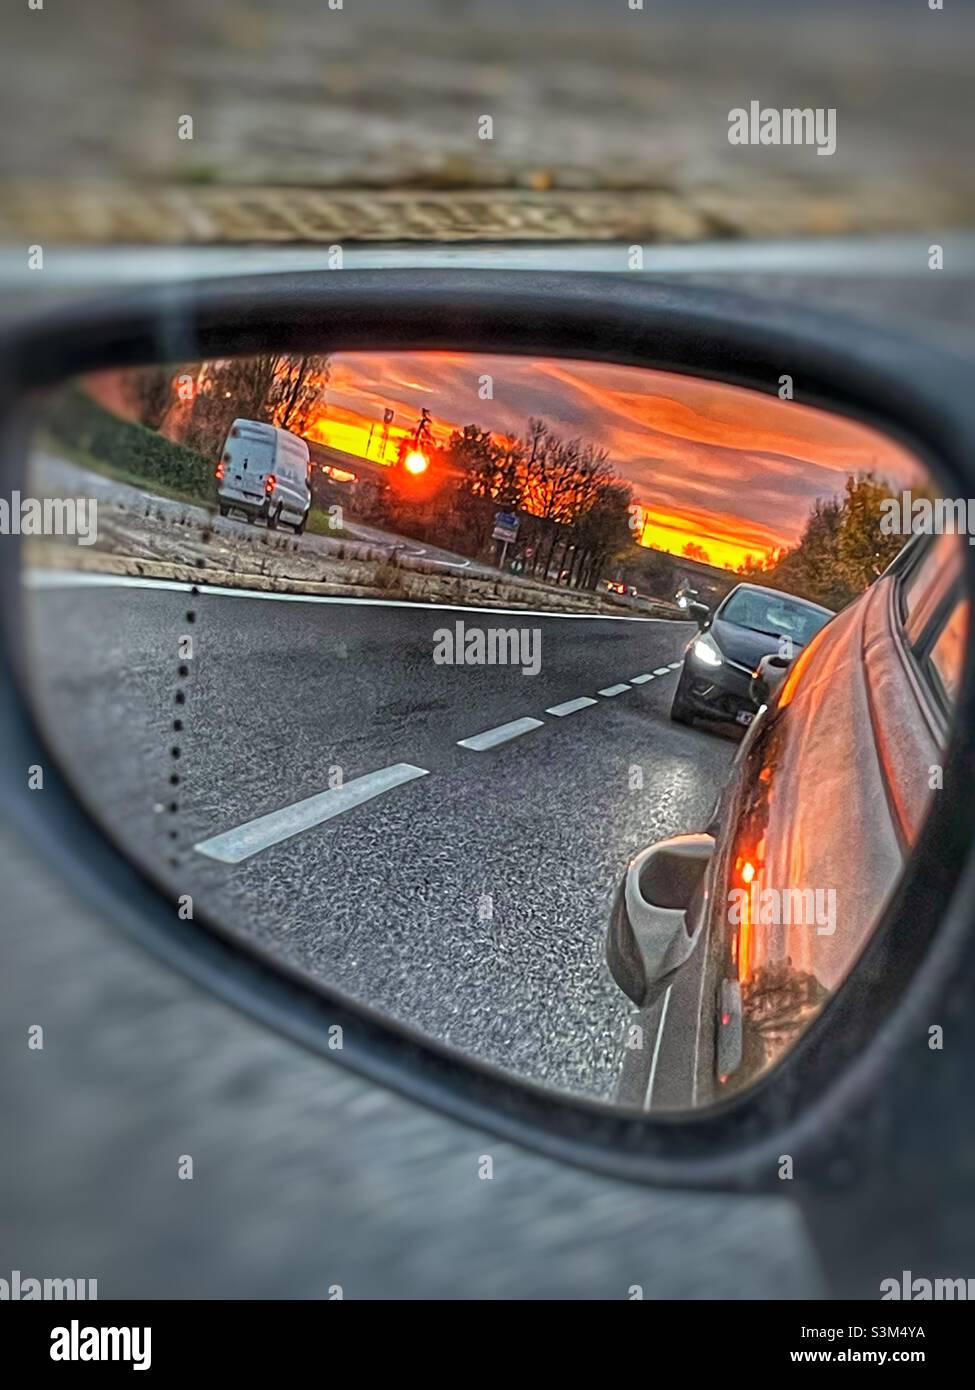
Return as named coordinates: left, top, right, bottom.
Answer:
left=5, top=0, right=973, bottom=244
left=23, top=574, right=733, bottom=1103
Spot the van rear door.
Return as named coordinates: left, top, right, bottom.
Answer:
left=226, top=423, right=275, bottom=499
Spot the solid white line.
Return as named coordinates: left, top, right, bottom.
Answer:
left=546, top=696, right=598, bottom=717
left=653, top=667, right=670, bottom=676
left=630, top=674, right=654, bottom=685
left=23, top=568, right=675, bottom=624
left=457, top=717, right=544, bottom=751
left=598, top=683, right=630, bottom=697
left=645, top=985, right=673, bottom=1112
left=691, top=938, right=709, bottom=1110
left=194, top=762, right=429, bottom=864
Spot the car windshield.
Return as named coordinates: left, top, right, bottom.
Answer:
left=719, top=589, right=831, bottom=645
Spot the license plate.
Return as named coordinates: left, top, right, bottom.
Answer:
left=736, top=710, right=754, bottom=726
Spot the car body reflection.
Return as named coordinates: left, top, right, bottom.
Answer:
left=611, top=531, right=965, bottom=1109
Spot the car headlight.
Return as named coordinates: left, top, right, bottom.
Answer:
left=692, top=633, right=723, bottom=667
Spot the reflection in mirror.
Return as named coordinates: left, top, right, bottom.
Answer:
left=18, top=349, right=963, bottom=1111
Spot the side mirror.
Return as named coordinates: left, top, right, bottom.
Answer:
left=749, top=652, right=792, bottom=706
left=688, top=600, right=710, bottom=629
left=606, top=833, right=715, bottom=1008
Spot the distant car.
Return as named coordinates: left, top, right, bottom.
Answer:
left=670, top=582, right=834, bottom=730
left=215, top=418, right=311, bottom=534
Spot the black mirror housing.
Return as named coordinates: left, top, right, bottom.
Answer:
left=3, top=270, right=975, bottom=1197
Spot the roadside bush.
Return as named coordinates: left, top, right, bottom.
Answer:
left=45, top=387, right=214, bottom=502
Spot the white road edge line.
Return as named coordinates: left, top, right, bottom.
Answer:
left=630, top=674, right=654, bottom=684
left=546, top=696, right=599, bottom=717
left=457, top=717, right=544, bottom=751
left=645, top=985, right=673, bottom=1112
left=691, top=937, right=709, bottom=1110
left=195, top=762, right=429, bottom=864
left=598, top=683, right=630, bottom=697
left=23, top=568, right=677, bottom=625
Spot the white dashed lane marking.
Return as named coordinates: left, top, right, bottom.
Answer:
left=195, top=763, right=430, bottom=864
left=598, top=684, right=631, bottom=697
left=668, top=661, right=683, bottom=669
left=546, top=696, right=599, bottom=717
left=653, top=667, right=671, bottom=676
left=457, top=717, right=545, bottom=751
left=630, top=674, right=654, bottom=684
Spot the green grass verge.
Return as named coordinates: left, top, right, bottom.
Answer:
left=42, top=390, right=353, bottom=540
left=43, top=387, right=215, bottom=501
left=304, top=507, right=351, bottom=539
left=41, top=435, right=212, bottom=510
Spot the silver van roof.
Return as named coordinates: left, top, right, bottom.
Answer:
left=230, top=417, right=276, bottom=437
left=231, top=418, right=307, bottom=448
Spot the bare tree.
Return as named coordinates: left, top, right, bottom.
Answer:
left=269, top=354, right=331, bottom=434
left=126, top=365, right=178, bottom=430
left=184, top=353, right=331, bottom=457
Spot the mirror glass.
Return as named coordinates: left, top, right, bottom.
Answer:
left=17, top=348, right=962, bottom=1111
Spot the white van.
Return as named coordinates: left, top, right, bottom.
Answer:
left=215, top=418, right=311, bottom=534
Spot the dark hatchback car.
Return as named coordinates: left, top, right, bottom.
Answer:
left=611, top=532, right=967, bottom=1109
left=670, top=582, right=834, bottom=731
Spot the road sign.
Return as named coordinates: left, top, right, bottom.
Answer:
left=492, top=511, right=519, bottom=542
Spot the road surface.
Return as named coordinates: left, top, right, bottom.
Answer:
left=23, top=571, right=734, bottom=1103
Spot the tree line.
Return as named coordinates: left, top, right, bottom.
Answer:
left=126, top=354, right=332, bottom=458
left=735, top=474, right=909, bottom=610
left=124, top=357, right=634, bottom=589
left=372, top=416, right=635, bottom=590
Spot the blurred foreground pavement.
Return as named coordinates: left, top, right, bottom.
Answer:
left=1, top=0, right=973, bottom=243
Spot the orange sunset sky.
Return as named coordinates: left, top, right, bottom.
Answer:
left=311, top=351, right=921, bottom=571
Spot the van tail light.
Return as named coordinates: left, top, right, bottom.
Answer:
left=265, top=473, right=277, bottom=494
left=215, top=460, right=225, bottom=480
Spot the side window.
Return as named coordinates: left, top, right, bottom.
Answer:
left=902, top=533, right=962, bottom=643
left=926, top=597, right=968, bottom=712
